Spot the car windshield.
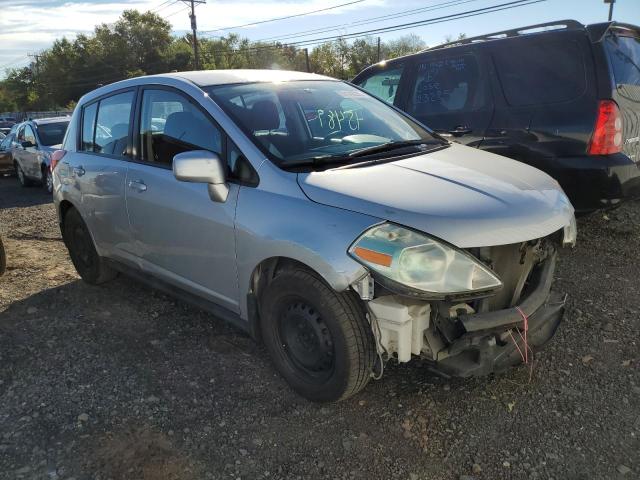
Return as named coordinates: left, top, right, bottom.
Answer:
left=37, top=121, right=69, bottom=146
left=205, top=80, right=442, bottom=168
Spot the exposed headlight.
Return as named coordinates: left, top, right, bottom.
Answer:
left=348, top=223, right=502, bottom=297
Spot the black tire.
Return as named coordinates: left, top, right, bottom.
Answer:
left=63, top=208, right=117, bottom=285
left=15, top=162, right=33, bottom=187
left=260, top=268, right=376, bottom=402
left=42, top=166, right=53, bottom=194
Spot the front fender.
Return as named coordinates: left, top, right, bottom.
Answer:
left=235, top=185, right=381, bottom=320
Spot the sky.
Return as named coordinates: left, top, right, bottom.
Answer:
left=0, top=0, right=639, bottom=78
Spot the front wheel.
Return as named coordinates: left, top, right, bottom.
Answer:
left=63, top=208, right=117, bottom=285
left=260, top=268, right=376, bottom=402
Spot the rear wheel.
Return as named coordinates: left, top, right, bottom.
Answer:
left=63, top=208, right=117, bottom=284
left=260, top=268, right=376, bottom=402
left=42, top=166, right=53, bottom=193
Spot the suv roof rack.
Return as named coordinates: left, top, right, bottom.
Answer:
left=423, top=19, right=585, bottom=52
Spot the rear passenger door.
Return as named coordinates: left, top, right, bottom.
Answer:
left=125, top=86, right=241, bottom=313
left=67, top=89, right=137, bottom=262
left=401, top=49, right=494, bottom=147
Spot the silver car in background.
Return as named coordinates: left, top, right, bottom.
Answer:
left=53, top=70, right=576, bottom=402
left=14, top=117, right=69, bottom=192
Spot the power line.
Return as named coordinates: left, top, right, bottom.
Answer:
left=249, top=0, right=485, bottom=44
left=200, top=0, right=366, bottom=34
left=199, top=0, right=548, bottom=61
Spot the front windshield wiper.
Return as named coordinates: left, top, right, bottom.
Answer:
left=280, top=139, right=447, bottom=170
left=346, top=139, right=443, bottom=159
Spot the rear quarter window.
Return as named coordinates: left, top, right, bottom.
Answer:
left=492, top=39, right=587, bottom=106
left=605, top=33, right=640, bottom=87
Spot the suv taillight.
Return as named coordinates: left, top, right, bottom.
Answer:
left=588, top=100, right=623, bottom=155
left=50, top=149, right=66, bottom=171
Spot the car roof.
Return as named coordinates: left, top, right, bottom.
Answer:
left=149, top=69, right=335, bottom=87
left=30, top=117, right=71, bottom=125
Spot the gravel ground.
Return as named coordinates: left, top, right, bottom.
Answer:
left=0, top=174, right=638, bottom=480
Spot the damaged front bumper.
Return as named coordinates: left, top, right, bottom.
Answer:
left=436, top=252, right=565, bottom=377
left=365, top=246, right=566, bottom=378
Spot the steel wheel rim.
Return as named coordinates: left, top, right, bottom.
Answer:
left=276, top=299, right=335, bottom=381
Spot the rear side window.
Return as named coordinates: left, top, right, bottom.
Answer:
left=81, top=91, right=134, bottom=157
left=408, top=54, right=486, bottom=114
left=492, top=40, right=586, bottom=106
left=605, top=34, right=640, bottom=87
left=356, top=65, right=404, bottom=104
left=138, top=89, right=222, bottom=165
left=81, top=102, right=98, bottom=151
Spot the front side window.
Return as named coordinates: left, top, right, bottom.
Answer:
left=408, top=54, right=484, bottom=115
left=36, top=121, right=69, bottom=146
left=605, top=33, right=640, bottom=87
left=206, top=80, right=440, bottom=168
left=17, top=126, right=25, bottom=142
left=139, top=89, right=222, bottom=165
left=356, top=65, right=404, bottom=104
left=24, top=125, right=37, bottom=146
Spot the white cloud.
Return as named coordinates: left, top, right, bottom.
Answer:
left=0, top=0, right=389, bottom=74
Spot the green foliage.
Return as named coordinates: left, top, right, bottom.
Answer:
left=0, top=9, right=434, bottom=112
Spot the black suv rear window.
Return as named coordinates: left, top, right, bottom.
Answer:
left=605, top=33, right=640, bottom=87
left=492, top=40, right=586, bottom=106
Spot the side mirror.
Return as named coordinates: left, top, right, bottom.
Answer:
left=173, top=150, right=229, bottom=203
left=22, top=140, right=35, bottom=149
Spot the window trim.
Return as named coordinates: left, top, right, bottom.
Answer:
left=77, top=86, right=139, bottom=161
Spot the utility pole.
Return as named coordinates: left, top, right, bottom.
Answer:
left=182, top=0, right=206, bottom=70
left=377, top=37, right=381, bottom=62
left=28, top=53, right=41, bottom=76
left=304, top=48, right=310, bottom=73
left=604, top=0, right=615, bottom=21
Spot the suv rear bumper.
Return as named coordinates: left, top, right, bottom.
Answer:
left=551, top=153, right=640, bottom=212
left=431, top=253, right=565, bottom=378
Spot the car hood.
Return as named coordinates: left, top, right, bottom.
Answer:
left=41, top=144, right=61, bottom=153
left=297, top=144, right=574, bottom=248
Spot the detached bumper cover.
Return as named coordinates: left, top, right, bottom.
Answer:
left=432, top=253, right=566, bottom=378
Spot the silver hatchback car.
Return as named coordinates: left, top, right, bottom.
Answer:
left=53, top=70, right=576, bottom=402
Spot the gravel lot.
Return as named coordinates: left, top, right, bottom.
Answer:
left=0, top=174, right=638, bottom=480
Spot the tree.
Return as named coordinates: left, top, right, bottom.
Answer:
left=385, top=34, right=426, bottom=59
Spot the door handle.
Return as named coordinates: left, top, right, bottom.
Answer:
left=448, top=126, right=472, bottom=137
left=128, top=179, right=147, bottom=192
left=73, top=166, right=85, bottom=177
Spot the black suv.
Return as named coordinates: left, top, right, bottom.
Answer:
left=352, top=21, right=640, bottom=212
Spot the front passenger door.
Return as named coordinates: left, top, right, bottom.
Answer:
left=125, top=87, right=240, bottom=313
